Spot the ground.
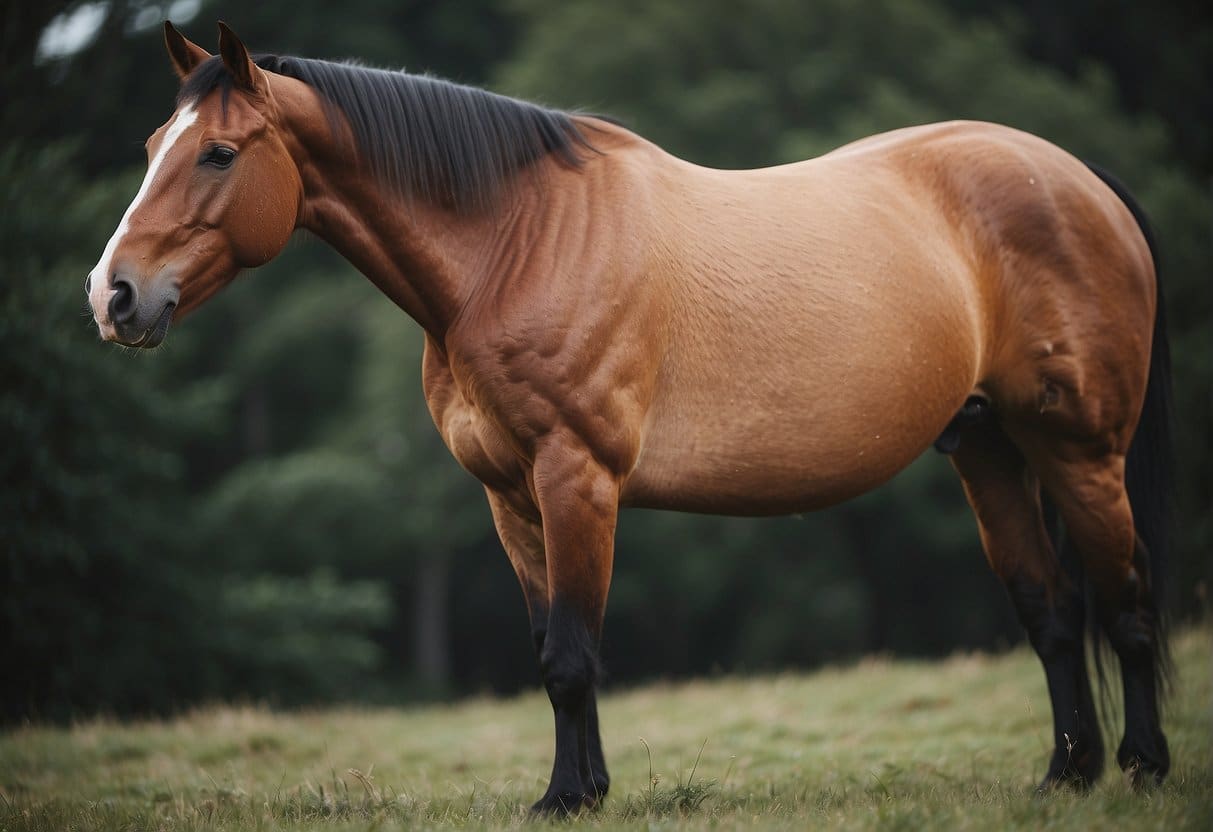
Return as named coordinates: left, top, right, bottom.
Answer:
left=2, top=626, right=1210, bottom=830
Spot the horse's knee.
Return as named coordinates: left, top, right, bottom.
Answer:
left=1106, top=609, right=1155, bottom=663
left=1005, top=574, right=1082, bottom=660
left=539, top=601, right=600, bottom=708
left=1102, top=577, right=1159, bottom=663
left=541, top=643, right=597, bottom=707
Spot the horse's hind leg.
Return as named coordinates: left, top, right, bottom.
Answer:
left=951, top=423, right=1103, bottom=790
left=1029, top=449, right=1170, bottom=786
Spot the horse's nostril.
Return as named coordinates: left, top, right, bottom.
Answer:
left=109, top=276, right=137, bottom=324
left=84, top=274, right=92, bottom=296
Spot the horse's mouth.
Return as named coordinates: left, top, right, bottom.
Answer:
left=128, top=303, right=175, bottom=349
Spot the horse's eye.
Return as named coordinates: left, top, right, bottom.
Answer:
left=201, top=146, right=236, bottom=169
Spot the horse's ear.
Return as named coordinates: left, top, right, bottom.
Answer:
left=217, top=21, right=258, bottom=92
left=164, top=21, right=210, bottom=80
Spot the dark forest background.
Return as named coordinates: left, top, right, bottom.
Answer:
left=2, top=0, right=1209, bottom=721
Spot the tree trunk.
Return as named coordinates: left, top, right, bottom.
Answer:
left=412, top=553, right=451, bottom=691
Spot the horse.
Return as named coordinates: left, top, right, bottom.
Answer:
left=86, top=22, right=1173, bottom=812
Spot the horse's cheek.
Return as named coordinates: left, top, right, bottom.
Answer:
left=231, top=151, right=298, bottom=266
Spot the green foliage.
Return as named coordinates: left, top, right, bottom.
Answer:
left=1, top=143, right=203, bottom=718
left=199, top=450, right=395, bottom=573
left=210, top=571, right=392, bottom=703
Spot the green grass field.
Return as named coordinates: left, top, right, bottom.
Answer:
left=3, top=626, right=1209, bottom=830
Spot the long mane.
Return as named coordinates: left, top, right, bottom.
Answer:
left=178, top=55, right=594, bottom=212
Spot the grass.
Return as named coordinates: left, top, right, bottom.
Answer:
left=2, top=626, right=1209, bottom=830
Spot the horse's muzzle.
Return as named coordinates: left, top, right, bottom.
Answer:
left=108, top=275, right=138, bottom=326
left=106, top=272, right=179, bottom=349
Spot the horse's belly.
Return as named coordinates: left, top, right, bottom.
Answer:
left=623, top=375, right=965, bottom=515
left=622, top=281, right=980, bottom=514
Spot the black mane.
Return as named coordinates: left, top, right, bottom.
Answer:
left=178, top=54, right=595, bottom=212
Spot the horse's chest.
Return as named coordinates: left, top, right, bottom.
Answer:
left=449, top=406, right=525, bottom=488
left=423, top=347, right=529, bottom=495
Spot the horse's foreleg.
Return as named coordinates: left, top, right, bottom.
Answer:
left=952, top=424, right=1104, bottom=791
left=584, top=689, right=609, bottom=798
left=485, top=489, right=612, bottom=807
left=507, top=443, right=618, bottom=815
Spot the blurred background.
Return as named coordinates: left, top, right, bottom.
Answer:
left=2, top=0, right=1208, bottom=722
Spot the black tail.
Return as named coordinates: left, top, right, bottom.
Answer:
left=1084, top=162, right=1175, bottom=695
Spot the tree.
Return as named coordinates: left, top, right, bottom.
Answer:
left=1, top=144, right=204, bottom=718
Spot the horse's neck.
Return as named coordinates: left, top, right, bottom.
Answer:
left=272, top=88, right=484, bottom=338
left=298, top=154, right=595, bottom=346
left=274, top=80, right=636, bottom=342
left=294, top=154, right=508, bottom=340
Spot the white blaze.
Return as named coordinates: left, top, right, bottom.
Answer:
left=88, top=105, right=198, bottom=320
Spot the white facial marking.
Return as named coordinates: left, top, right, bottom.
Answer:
left=88, top=105, right=198, bottom=325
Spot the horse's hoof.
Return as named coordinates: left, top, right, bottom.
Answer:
left=1035, top=771, right=1093, bottom=797
left=1117, top=736, right=1169, bottom=789
left=1034, top=742, right=1104, bottom=796
left=529, top=790, right=598, bottom=816
left=1119, top=754, right=1168, bottom=790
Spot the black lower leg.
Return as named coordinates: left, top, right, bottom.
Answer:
left=1006, top=574, right=1104, bottom=790
left=1102, top=548, right=1170, bottom=786
left=586, top=690, right=610, bottom=797
left=532, top=598, right=603, bottom=815
left=529, top=605, right=609, bottom=802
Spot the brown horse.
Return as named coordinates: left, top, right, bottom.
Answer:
left=87, top=22, right=1172, bottom=812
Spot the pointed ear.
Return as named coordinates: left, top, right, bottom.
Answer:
left=217, top=21, right=258, bottom=92
left=164, top=21, right=210, bottom=80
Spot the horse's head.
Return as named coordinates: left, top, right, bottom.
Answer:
left=87, top=23, right=302, bottom=348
